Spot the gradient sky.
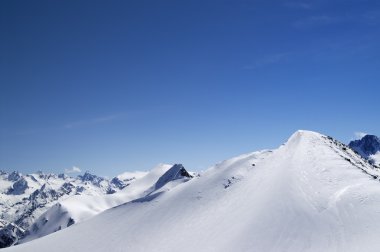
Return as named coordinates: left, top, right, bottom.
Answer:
left=1, top=0, right=379, bottom=176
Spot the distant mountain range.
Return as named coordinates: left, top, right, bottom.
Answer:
left=0, top=170, right=130, bottom=247
left=1, top=131, right=379, bottom=252
left=0, top=166, right=193, bottom=248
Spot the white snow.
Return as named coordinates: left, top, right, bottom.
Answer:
left=0, top=167, right=155, bottom=247
left=370, top=152, right=380, bottom=166
left=19, top=163, right=180, bottom=243
left=0, top=172, right=116, bottom=230
left=116, top=170, right=148, bottom=181
left=5, top=130, right=380, bottom=252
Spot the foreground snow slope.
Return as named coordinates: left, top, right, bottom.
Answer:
left=6, top=130, right=380, bottom=252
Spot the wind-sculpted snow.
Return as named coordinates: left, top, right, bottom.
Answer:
left=5, top=130, right=380, bottom=252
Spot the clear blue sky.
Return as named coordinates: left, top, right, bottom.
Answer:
left=1, top=0, right=379, bottom=176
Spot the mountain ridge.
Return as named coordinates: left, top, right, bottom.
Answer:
left=5, top=130, right=380, bottom=252
left=18, top=163, right=192, bottom=244
left=0, top=168, right=156, bottom=247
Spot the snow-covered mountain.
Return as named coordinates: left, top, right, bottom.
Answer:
left=19, top=164, right=192, bottom=244
left=5, top=130, right=380, bottom=252
left=349, top=134, right=380, bottom=167
left=0, top=170, right=145, bottom=247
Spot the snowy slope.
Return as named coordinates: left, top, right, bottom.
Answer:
left=0, top=171, right=118, bottom=228
left=5, top=130, right=380, bottom=252
left=0, top=170, right=146, bottom=247
left=20, top=164, right=192, bottom=243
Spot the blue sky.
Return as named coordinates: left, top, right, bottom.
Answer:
left=1, top=0, right=379, bottom=176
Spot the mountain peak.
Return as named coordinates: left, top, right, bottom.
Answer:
left=284, top=130, right=324, bottom=149
left=8, top=171, right=22, bottom=182
left=9, top=131, right=380, bottom=252
left=349, top=134, right=380, bottom=157
left=154, top=164, right=192, bottom=191
left=291, top=129, right=322, bottom=138
left=78, top=172, right=102, bottom=182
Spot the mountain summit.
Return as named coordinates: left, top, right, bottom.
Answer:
left=349, top=135, right=380, bottom=156
left=5, top=130, right=380, bottom=252
left=349, top=134, right=380, bottom=166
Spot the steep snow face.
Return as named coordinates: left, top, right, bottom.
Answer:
left=19, top=164, right=192, bottom=244
left=349, top=135, right=380, bottom=166
left=6, top=130, right=380, bottom=252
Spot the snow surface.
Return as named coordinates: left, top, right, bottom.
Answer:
left=370, top=152, right=380, bottom=166
left=116, top=170, right=148, bottom=181
left=5, top=130, right=380, bottom=252
left=19, top=163, right=190, bottom=243
left=0, top=172, right=99, bottom=230
left=0, top=172, right=125, bottom=228
left=0, top=168, right=155, bottom=247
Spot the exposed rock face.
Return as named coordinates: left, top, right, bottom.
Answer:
left=78, top=172, right=104, bottom=186
left=110, top=177, right=127, bottom=190
left=8, top=172, right=21, bottom=182
left=7, top=178, right=28, bottom=195
left=349, top=135, right=380, bottom=157
left=349, top=135, right=380, bottom=166
left=154, top=164, right=192, bottom=190
left=0, top=221, right=24, bottom=248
